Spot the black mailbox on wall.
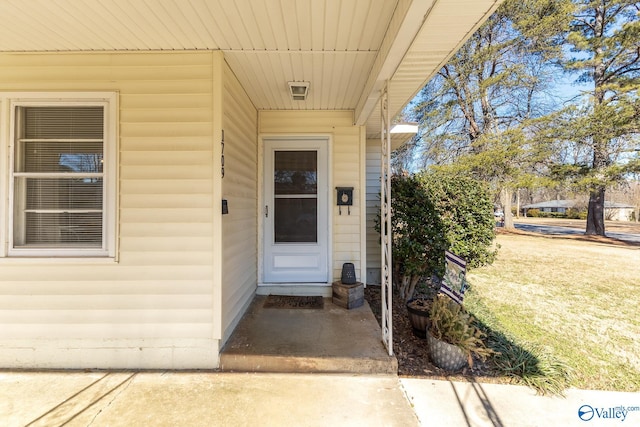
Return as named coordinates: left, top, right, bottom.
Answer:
left=336, top=187, right=353, bottom=206
left=336, top=187, right=354, bottom=215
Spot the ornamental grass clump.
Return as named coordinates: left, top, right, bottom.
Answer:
left=428, top=294, right=494, bottom=366
left=489, top=333, right=572, bottom=396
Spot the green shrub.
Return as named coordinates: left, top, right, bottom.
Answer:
left=417, top=170, right=497, bottom=269
left=538, top=212, right=566, bottom=218
left=376, top=174, right=448, bottom=301
left=566, top=208, right=588, bottom=220
left=566, top=208, right=581, bottom=219
left=376, top=170, right=496, bottom=300
left=527, top=208, right=541, bottom=217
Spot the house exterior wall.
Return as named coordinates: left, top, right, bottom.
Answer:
left=606, top=207, right=633, bottom=221
left=0, top=51, right=223, bottom=369
left=365, top=139, right=382, bottom=284
left=259, top=111, right=366, bottom=283
left=221, top=62, right=258, bottom=344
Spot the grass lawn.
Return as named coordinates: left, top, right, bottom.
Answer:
left=465, top=232, right=640, bottom=392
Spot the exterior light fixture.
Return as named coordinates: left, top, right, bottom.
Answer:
left=390, top=122, right=418, bottom=134
left=288, top=81, right=310, bottom=101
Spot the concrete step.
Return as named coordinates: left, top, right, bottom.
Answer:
left=220, top=353, right=397, bottom=374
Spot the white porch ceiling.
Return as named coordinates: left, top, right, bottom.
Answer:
left=0, top=0, right=501, bottom=138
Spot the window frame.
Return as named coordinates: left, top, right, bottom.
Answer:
left=2, top=92, right=117, bottom=258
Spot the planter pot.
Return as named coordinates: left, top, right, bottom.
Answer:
left=427, top=331, right=468, bottom=372
left=406, top=298, right=432, bottom=338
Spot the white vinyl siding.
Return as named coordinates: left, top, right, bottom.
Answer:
left=221, top=61, right=258, bottom=344
left=365, top=139, right=382, bottom=284
left=259, top=111, right=365, bottom=283
left=0, top=51, right=222, bottom=369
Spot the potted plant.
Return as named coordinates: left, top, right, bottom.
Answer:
left=405, top=275, right=441, bottom=338
left=427, top=293, right=493, bottom=372
left=406, top=296, right=433, bottom=338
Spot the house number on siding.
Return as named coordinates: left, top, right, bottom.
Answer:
left=221, top=130, right=225, bottom=178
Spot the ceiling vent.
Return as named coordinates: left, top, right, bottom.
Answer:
left=288, top=81, right=310, bottom=101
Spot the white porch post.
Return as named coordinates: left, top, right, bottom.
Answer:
left=380, top=82, right=393, bottom=356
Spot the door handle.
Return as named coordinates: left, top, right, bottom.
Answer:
left=265, top=205, right=269, bottom=217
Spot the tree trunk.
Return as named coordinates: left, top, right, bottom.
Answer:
left=407, top=275, right=421, bottom=303
left=585, top=4, right=608, bottom=238
left=585, top=186, right=606, bottom=236
left=502, top=187, right=515, bottom=229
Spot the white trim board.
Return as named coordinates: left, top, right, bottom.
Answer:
left=256, top=283, right=332, bottom=297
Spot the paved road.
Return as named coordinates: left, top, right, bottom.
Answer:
left=513, top=222, right=640, bottom=244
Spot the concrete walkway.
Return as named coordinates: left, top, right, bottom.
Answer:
left=2, top=371, right=638, bottom=427
left=402, top=378, right=639, bottom=427
left=1, top=371, right=416, bottom=427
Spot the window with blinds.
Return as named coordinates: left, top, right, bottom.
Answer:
left=12, top=106, right=106, bottom=250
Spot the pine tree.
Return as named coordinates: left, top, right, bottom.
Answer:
left=409, top=0, right=568, bottom=228
left=563, top=0, right=640, bottom=235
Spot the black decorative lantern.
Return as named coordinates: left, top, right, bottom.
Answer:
left=341, top=263, right=356, bottom=284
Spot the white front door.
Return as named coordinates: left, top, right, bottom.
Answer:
left=263, top=138, right=328, bottom=283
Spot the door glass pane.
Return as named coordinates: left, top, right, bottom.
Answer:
left=274, top=151, right=317, bottom=195
left=274, top=198, right=317, bottom=243
left=274, top=150, right=318, bottom=243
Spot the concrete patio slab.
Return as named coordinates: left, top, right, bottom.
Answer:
left=220, top=296, right=397, bottom=374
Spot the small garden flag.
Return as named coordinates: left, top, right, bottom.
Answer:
left=440, top=250, right=467, bottom=305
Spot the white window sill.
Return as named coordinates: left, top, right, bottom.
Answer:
left=0, top=257, right=117, bottom=265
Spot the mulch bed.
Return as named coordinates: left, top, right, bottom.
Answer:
left=364, top=285, right=505, bottom=382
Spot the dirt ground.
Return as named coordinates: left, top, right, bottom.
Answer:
left=364, top=286, right=502, bottom=382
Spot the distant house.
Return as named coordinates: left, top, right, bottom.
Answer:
left=522, top=200, right=634, bottom=221
left=522, top=200, right=575, bottom=215
left=604, top=202, right=635, bottom=221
